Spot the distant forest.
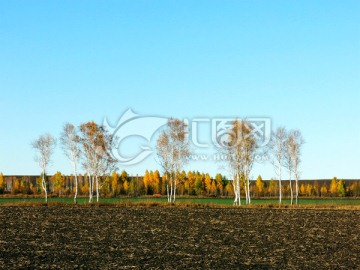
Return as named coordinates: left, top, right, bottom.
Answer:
left=0, top=172, right=359, bottom=198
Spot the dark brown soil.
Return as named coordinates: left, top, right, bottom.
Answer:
left=0, top=206, right=359, bottom=269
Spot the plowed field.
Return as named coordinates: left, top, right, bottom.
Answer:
left=0, top=206, right=359, bottom=269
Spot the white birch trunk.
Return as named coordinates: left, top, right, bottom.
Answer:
left=279, top=165, right=282, bottom=204
left=88, top=174, right=93, bottom=203
left=233, top=192, right=238, bottom=205
left=233, top=176, right=238, bottom=206
left=173, top=176, right=177, bottom=202
left=42, top=168, right=48, bottom=203
left=247, top=177, right=251, bottom=205
left=73, top=163, right=78, bottom=204
left=91, top=176, right=95, bottom=202
left=96, top=175, right=99, bottom=203
left=167, top=184, right=170, bottom=203
left=169, top=175, right=173, bottom=203
left=245, top=179, right=249, bottom=204
left=289, top=170, right=293, bottom=205
left=172, top=182, right=175, bottom=203
left=238, top=177, right=241, bottom=206
left=233, top=173, right=241, bottom=206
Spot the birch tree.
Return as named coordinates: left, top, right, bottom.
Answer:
left=221, top=120, right=258, bottom=205
left=60, top=123, right=82, bottom=204
left=79, top=121, right=117, bottom=203
left=93, top=126, right=118, bottom=202
left=268, top=127, right=287, bottom=204
left=222, top=120, right=243, bottom=205
left=80, top=122, right=95, bottom=202
left=156, top=132, right=172, bottom=201
left=242, top=121, right=258, bottom=205
left=32, top=134, right=56, bottom=203
left=287, top=130, right=304, bottom=205
left=223, top=126, right=241, bottom=205
left=156, top=118, right=190, bottom=203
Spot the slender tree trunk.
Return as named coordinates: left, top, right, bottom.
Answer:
left=91, top=176, right=95, bottom=202
left=169, top=174, right=173, bottom=203
left=169, top=176, right=171, bottom=203
left=279, top=166, right=282, bottom=204
left=238, top=174, right=241, bottom=206
left=233, top=173, right=241, bottom=206
left=166, top=173, right=170, bottom=202
left=73, top=163, right=78, bottom=204
left=173, top=174, right=177, bottom=202
left=96, top=175, right=99, bottom=203
left=233, top=193, right=238, bottom=205
left=243, top=175, right=248, bottom=204
left=246, top=178, right=250, bottom=204
left=170, top=177, right=172, bottom=202
left=247, top=177, right=251, bottom=205
left=245, top=181, right=247, bottom=204
left=171, top=178, right=174, bottom=203
left=233, top=174, right=237, bottom=205
left=289, top=171, right=293, bottom=205
left=42, top=169, right=48, bottom=203
left=88, top=174, right=93, bottom=203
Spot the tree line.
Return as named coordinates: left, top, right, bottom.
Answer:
left=1, top=172, right=359, bottom=198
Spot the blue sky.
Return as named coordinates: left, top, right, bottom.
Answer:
left=0, top=0, right=359, bottom=179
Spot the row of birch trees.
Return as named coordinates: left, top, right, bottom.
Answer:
left=32, top=117, right=303, bottom=205
left=32, top=122, right=117, bottom=203
left=220, top=121, right=304, bottom=206
left=267, top=127, right=304, bottom=205
left=155, top=118, right=304, bottom=206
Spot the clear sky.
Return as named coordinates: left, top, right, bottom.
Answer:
left=0, top=0, right=359, bottom=179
